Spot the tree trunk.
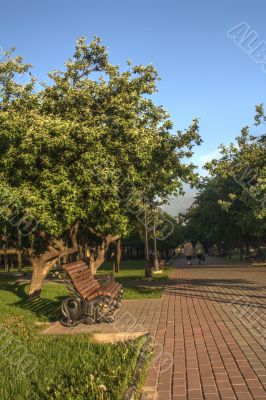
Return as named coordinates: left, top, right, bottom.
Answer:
left=3, top=243, right=9, bottom=272
left=78, top=244, right=83, bottom=261
left=0, top=246, right=20, bottom=271
left=28, top=260, right=46, bottom=298
left=144, top=204, right=152, bottom=278
left=28, top=222, right=79, bottom=298
left=238, top=232, right=244, bottom=261
left=28, top=258, right=59, bottom=298
left=63, top=243, right=68, bottom=264
left=240, top=243, right=244, bottom=261
left=17, top=229, right=22, bottom=272
left=84, top=243, right=87, bottom=263
left=245, top=241, right=250, bottom=257
left=113, top=238, right=121, bottom=273
left=153, top=216, right=159, bottom=271
left=87, top=233, right=121, bottom=275
left=4, top=256, right=9, bottom=271
left=93, top=239, right=109, bottom=273
left=88, top=248, right=96, bottom=274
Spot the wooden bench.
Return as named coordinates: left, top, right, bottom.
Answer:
left=57, top=261, right=123, bottom=327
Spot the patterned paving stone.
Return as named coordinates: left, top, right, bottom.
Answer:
left=42, top=298, right=163, bottom=335
left=141, top=259, right=266, bottom=400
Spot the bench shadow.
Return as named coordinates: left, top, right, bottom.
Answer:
left=0, top=279, right=65, bottom=321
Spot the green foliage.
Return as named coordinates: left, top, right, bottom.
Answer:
left=205, top=125, right=266, bottom=221
left=0, top=36, right=201, bottom=267
left=182, top=108, right=266, bottom=251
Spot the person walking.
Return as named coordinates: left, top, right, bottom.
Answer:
left=183, top=241, right=194, bottom=265
left=195, top=240, right=204, bottom=264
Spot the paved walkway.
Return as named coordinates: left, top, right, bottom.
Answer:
left=141, top=258, right=266, bottom=400
left=43, top=298, right=163, bottom=336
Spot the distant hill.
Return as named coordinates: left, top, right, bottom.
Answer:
left=162, top=190, right=195, bottom=217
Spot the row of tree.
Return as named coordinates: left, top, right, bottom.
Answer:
left=0, top=37, right=201, bottom=297
left=180, top=108, right=266, bottom=258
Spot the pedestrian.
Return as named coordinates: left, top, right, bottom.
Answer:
left=183, top=241, right=194, bottom=265
left=195, top=240, right=204, bottom=264
left=175, top=246, right=181, bottom=256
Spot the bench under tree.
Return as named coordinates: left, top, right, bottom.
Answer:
left=55, top=261, right=123, bottom=327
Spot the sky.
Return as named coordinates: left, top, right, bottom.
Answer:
left=1, top=0, right=265, bottom=215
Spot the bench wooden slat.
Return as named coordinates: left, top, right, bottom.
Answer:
left=62, top=261, right=122, bottom=301
left=98, top=282, right=121, bottom=297
left=81, top=285, right=100, bottom=297
left=110, top=283, right=121, bottom=296
left=63, top=261, right=84, bottom=271
left=109, top=284, right=119, bottom=298
left=65, top=264, right=87, bottom=274
left=86, top=286, right=103, bottom=300
left=75, top=277, right=97, bottom=292
left=73, top=271, right=95, bottom=283
left=75, top=278, right=95, bottom=291
left=77, top=279, right=99, bottom=293
left=71, top=266, right=89, bottom=274
left=80, top=284, right=100, bottom=299
left=88, top=282, right=120, bottom=299
left=98, top=282, right=116, bottom=296
left=112, top=283, right=122, bottom=296
left=71, top=270, right=93, bottom=281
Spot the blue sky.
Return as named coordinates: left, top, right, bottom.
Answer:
left=1, top=0, right=265, bottom=213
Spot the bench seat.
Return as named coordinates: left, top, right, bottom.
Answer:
left=59, top=261, right=123, bottom=326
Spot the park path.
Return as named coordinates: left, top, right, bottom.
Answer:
left=141, top=257, right=266, bottom=400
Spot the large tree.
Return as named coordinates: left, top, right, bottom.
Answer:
left=0, top=37, right=201, bottom=296
left=183, top=109, right=266, bottom=256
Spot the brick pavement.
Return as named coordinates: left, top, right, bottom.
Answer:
left=141, top=258, right=266, bottom=400
left=42, top=298, right=163, bottom=335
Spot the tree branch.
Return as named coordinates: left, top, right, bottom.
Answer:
left=0, top=248, right=19, bottom=255
left=87, top=227, right=103, bottom=238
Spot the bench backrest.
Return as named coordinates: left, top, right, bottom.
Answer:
left=62, top=261, right=100, bottom=299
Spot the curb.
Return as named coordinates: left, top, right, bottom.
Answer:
left=124, top=333, right=154, bottom=400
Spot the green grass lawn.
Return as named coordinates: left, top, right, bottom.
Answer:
left=0, top=274, right=150, bottom=400
left=0, top=258, right=173, bottom=323
left=98, top=259, right=173, bottom=299
left=0, top=258, right=172, bottom=399
left=1, top=258, right=173, bottom=300
left=100, top=259, right=170, bottom=278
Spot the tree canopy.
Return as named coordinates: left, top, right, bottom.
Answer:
left=0, top=37, right=201, bottom=295
left=181, top=109, right=266, bottom=256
